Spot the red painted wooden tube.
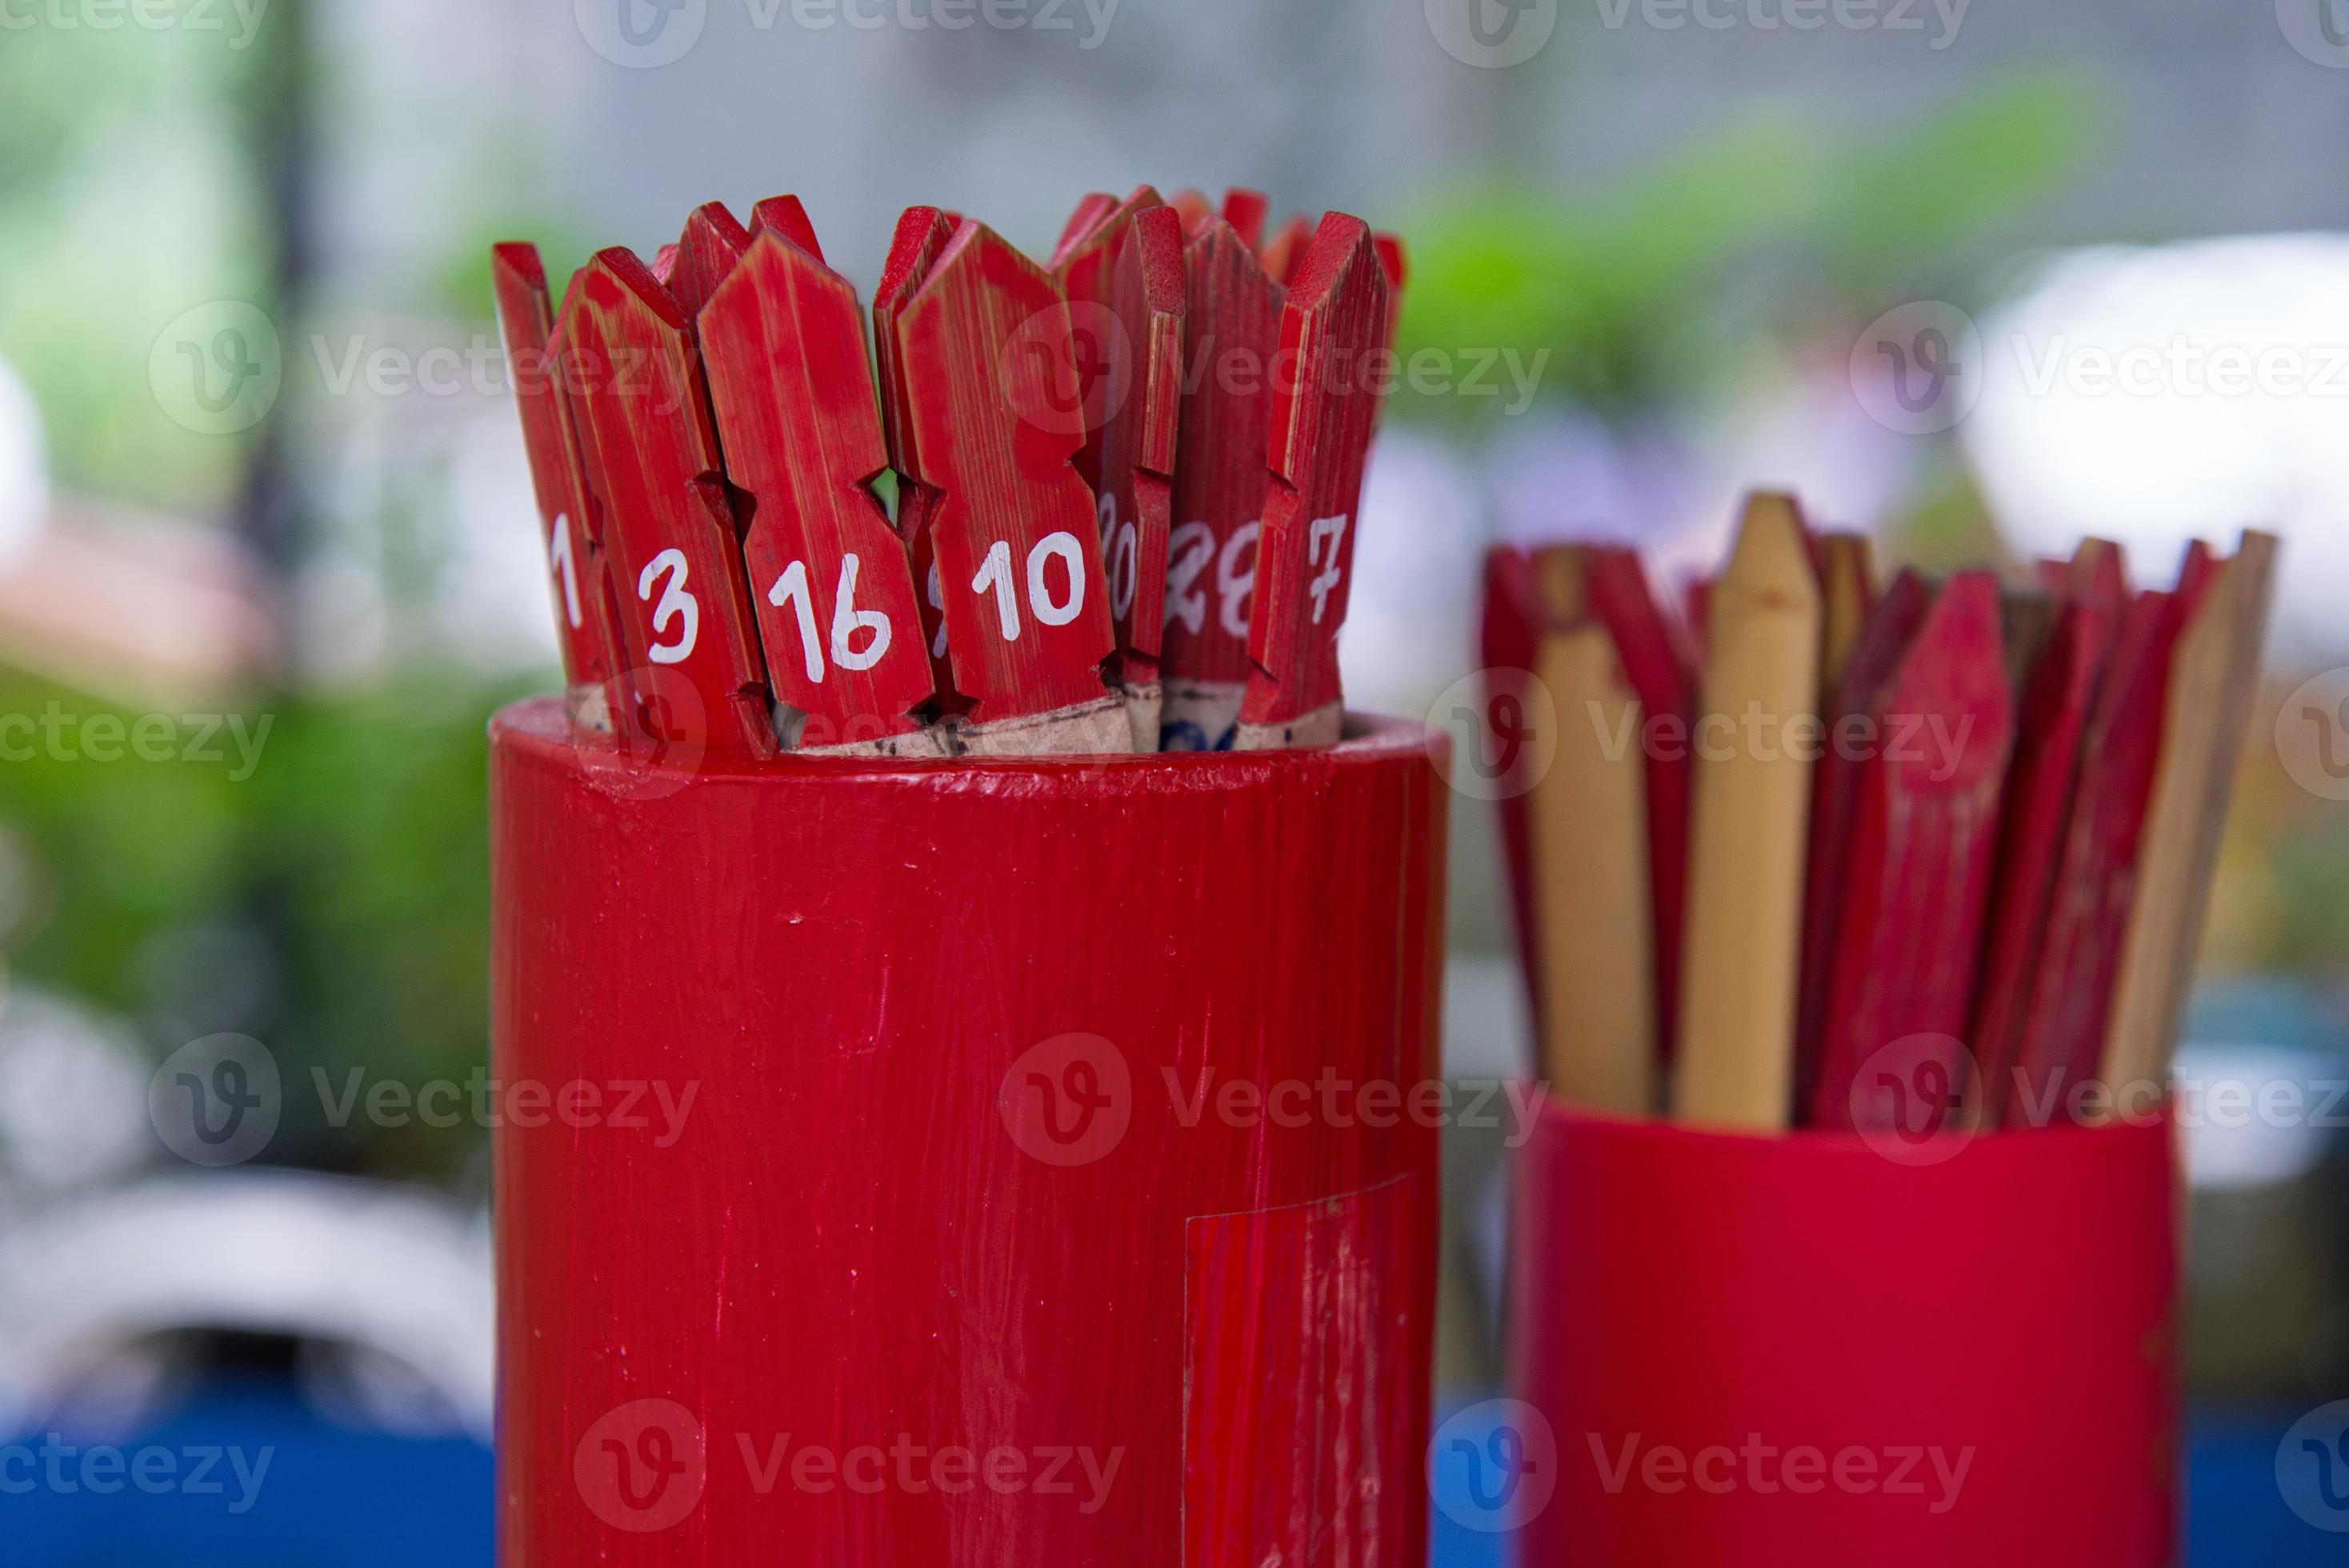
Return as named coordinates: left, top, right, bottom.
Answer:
left=490, top=698, right=1447, bottom=1565
left=1511, top=1103, right=2177, bottom=1566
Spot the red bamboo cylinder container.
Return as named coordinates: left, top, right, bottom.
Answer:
left=1509, top=1102, right=2177, bottom=1566
left=490, top=697, right=1448, bottom=1565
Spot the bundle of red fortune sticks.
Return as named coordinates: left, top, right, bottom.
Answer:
left=1485, top=496, right=2277, bottom=1136
left=492, top=187, right=1403, bottom=760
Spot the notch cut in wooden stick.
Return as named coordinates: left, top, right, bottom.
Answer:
left=698, top=224, right=946, bottom=758
left=1235, top=214, right=1391, bottom=751
left=890, top=220, right=1124, bottom=754
left=1671, top=493, right=1822, bottom=1132
left=2100, top=532, right=2279, bottom=1098
left=1528, top=621, right=1658, bottom=1117
left=491, top=242, right=621, bottom=733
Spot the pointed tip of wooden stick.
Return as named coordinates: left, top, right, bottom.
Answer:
left=1223, top=189, right=1270, bottom=250
left=1723, top=493, right=1820, bottom=602
left=670, top=202, right=752, bottom=320
left=1531, top=545, right=1590, bottom=626
left=750, top=195, right=824, bottom=263
left=585, top=246, right=691, bottom=331
left=492, top=241, right=546, bottom=290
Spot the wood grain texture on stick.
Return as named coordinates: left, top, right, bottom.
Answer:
left=1237, top=214, right=1391, bottom=751
left=2101, top=533, right=2278, bottom=1097
left=559, top=248, right=776, bottom=760
left=1793, top=569, right=1928, bottom=1116
left=1163, top=218, right=1284, bottom=750
left=1970, top=596, right=2115, bottom=1123
left=2004, top=590, right=2183, bottom=1125
left=700, top=226, right=942, bottom=754
left=1808, top=572, right=2015, bottom=1131
left=1528, top=624, right=1658, bottom=1116
left=1671, top=494, right=1821, bottom=1131
left=891, top=221, right=1122, bottom=752
left=874, top=206, right=966, bottom=718
left=490, top=242, right=619, bottom=719
left=1052, top=190, right=1185, bottom=750
left=1817, top=530, right=1875, bottom=697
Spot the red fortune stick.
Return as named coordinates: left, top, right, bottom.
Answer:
left=490, top=242, right=622, bottom=731
left=1236, top=213, right=1392, bottom=750
left=1809, top=571, right=2015, bottom=1132
left=2001, top=587, right=2184, bottom=1126
left=1968, top=592, right=2116, bottom=1123
left=558, top=248, right=777, bottom=761
left=1163, top=211, right=1285, bottom=750
left=1221, top=188, right=1269, bottom=249
left=874, top=206, right=967, bottom=721
left=699, top=217, right=942, bottom=755
left=1480, top=545, right=1547, bottom=1029
left=1051, top=190, right=1186, bottom=750
left=1792, top=569, right=1929, bottom=1115
left=890, top=221, right=1125, bottom=754
left=1583, top=545, right=1692, bottom=1064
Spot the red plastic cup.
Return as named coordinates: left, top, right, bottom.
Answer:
left=1509, top=1099, right=2178, bottom=1566
left=490, top=698, right=1448, bottom=1566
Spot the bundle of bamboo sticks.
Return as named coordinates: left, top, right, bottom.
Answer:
left=1485, top=495, right=2276, bottom=1135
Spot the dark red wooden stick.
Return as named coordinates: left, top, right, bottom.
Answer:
left=559, top=249, right=777, bottom=760
left=490, top=242, right=622, bottom=719
left=1810, top=571, right=2015, bottom=1131
left=2001, top=589, right=2183, bottom=1126
left=1792, top=569, right=1930, bottom=1112
left=1237, top=214, right=1392, bottom=750
left=1968, top=594, right=2116, bottom=1123
left=1482, top=544, right=1547, bottom=1030
left=1221, top=188, right=1268, bottom=249
left=1053, top=190, right=1185, bottom=748
left=890, top=221, right=1123, bottom=752
left=1586, top=546, right=1691, bottom=1064
left=699, top=226, right=940, bottom=754
left=1162, top=215, right=1284, bottom=751
left=874, top=206, right=966, bottom=718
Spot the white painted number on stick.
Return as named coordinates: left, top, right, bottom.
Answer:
left=1307, top=514, right=1349, bottom=626
left=769, top=554, right=893, bottom=684
left=637, top=548, right=698, bottom=665
left=549, top=514, right=582, bottom=630
left=971, top=531, right=1088, bottom=642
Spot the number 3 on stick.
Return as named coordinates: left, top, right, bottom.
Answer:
left=1237, top=214, right=1392, bottom=751
left=892, top=222, right=1125, bottom=754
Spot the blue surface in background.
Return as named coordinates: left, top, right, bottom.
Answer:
left=5, top=1383, right=2339, bottom=1562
